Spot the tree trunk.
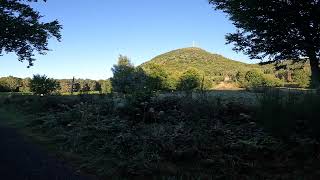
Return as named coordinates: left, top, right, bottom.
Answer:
left=308, top=52, right=320, bottom=88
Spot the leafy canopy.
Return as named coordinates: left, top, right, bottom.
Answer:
left=0, top=0, right=62, bottom=67
left=209, top=0, right=320, bottom=86
left=30, top=74, right=60, bottom=95
left=209, top=0, right=320, bottom=60
left=111, top=55, right=136, bottom=94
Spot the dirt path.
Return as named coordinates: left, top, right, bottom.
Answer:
left=0, top=125, right=97, bottom=180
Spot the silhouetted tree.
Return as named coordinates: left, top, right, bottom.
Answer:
left=209, top=0, right=320, bottom=87
left=0, top=0, right=62, bottom=67
left=30, top=74, right=60, bottom=95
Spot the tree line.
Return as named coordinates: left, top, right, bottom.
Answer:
left=0, top=76, right=112, bottom=94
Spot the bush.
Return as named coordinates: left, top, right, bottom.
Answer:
left=235, top=71, right=247, bottom=87
left=0, top=76, right=22, bottom=92
left=292, top=69, right=311, bottom=88
left=177, top=69, right=201, bottom=91
left=244, top=69, right=265, bottom=88
left=238, top=70, right=283, bottom=89
left=263, top=74, right=283, bottom=87
left=99, top=79, right=112, bottom=94
left=143, top=63, right=170, bottom=91
left=30, top=74, right=60, bottom=95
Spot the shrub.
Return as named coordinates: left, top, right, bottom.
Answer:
left=240, top=70, right=283, bottom=89
left=235, top=71, right=247, bottom=87
left=244, top=69, right=265, bottom=88
left=263, top=74, right=283, bottom=87
left=99, top=79, right=112, bottom=94
left=292, top=69, right=311, bottom=88
left=0, top=76, right=22, bottom=92
left=143, top=63, right=170, bottom=91
left=30, top=74, right=60, bottom=95
left=177, top=68, right=201, bottom=91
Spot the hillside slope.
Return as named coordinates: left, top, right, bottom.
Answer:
left=141, top=47, right=258, bottom=80
left=141, top=47, right=312, bottom=88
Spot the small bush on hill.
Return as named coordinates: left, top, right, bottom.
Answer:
left=177, top=68, right=201, bottom=91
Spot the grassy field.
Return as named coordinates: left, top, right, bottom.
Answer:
left=0, top=90, right=320, bottom=179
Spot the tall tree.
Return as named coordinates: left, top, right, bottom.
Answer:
left=209, top=0, right=320, bottom=87
left=111, top=55, right=136, bottom=94
left=30, top=74, right=60, bottom=95
left=0, top=0, right=62, bottom=67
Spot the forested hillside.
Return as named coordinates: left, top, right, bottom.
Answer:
left=142, top=47, right=312, bottom=89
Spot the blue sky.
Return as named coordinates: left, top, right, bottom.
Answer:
left=0, top=0, right=255, bottom=80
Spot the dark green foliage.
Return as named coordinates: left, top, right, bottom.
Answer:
left=236, top=69, right=282, bottom=88
left=209, top=0, right=320, bottom=87
left=111, top=55, right=168, bottom=96
left=235, top=71, right=246, bottom=87
left=81, top=83, right=90, bottom=93
left=57, top=79, right=102, bottom=94
left=73, top=82, right=81, bottom=92
left=256, top=89, right=320, bottom=139
left=244, top=70, right=265, bottom=88
left=256, top=90, right=298, bottom=139
left=262, top=74, right=283, bottom=87
left=177, top=68, right=202, bottom=91
left=111, top=55, right=136, bottom=94
left=2, top=93, right=320, bottom=178
left=30, top=74, right=60, bottom=95
left=143, top=63, right=170, bottom=91
left=0, top=0, right=62, bottom=67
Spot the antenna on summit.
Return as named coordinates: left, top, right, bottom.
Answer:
left=192, top=41, right=196, bottom=47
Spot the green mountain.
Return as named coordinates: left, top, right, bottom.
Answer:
left=141, top=47, right=258, bottom=81
left=141, top=47, right=311, bottom=88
